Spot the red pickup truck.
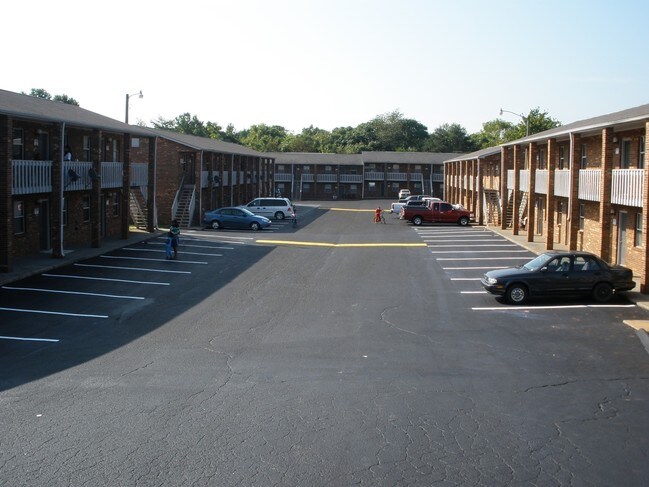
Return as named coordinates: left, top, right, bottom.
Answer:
left=401, top=200, right=472, bottom=226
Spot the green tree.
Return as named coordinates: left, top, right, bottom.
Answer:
left=282, top=125, right=334, bottom=153
left=239, top=124, right=289, bottom=152
left=425, top=123, right=478, bottom=153
left=504, top=107, right=561, bottom=141
left=471, top=119, right=515, bottom=149
left=27, top=88, right=52, bottom=99
left=53, top=94, right=79, bottom=106
left=152, top=113, right=209, bottom=137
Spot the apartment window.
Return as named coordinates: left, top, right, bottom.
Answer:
left=621, top=140, right=631, bottom=169
left=325, top=165, right=332, bottom=173
left=392, top=164, right=399, bottom=172
left=324, top=184, right=332, bottom=193
left=538, top=147, right=546, bottom=169
left=636, top=213, right=643, bottom=247
left=368, top=182, right=376, bottom=190
left=112, top=193, right=120, bottom=217
left=82, top=196, right=91, bottom=222
left=557, top=201, right=564, bottom=225
left=83, top=136, right=92, bottom=162
left=639, top=136, right=645, bottom=169
left=276, top=165, right=285, bottom=172
left=302, top=183, right=311, bottom=193
left=579, top=203, right=585, bottom=231
left=13, top=128, right=24, bottom=160
left=63, top=197, right=68, bottom=226
left=580, top=144, right=587, bottom=169
left=13, top=201, right=25, bottom=234
left=302, top=165, right=310, bottom=173
left=558, top=146, right=565, bottom=170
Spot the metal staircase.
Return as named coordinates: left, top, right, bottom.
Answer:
left=129, top=189, right=148, bottom=229
left=173, top=185, right=195, bottom=228
left=483, top=190, right=501, bottom=226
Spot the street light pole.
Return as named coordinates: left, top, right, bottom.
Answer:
left=500, top=108, right=530, bottom=137
left=125, top=90, right=143, bottom=124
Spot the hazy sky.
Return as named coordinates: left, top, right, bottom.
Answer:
left=5, top=0, right=648, bottom=135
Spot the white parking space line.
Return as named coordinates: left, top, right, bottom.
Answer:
left=1, top=286, right=145, bottom=300
left=45, top=273, right=171, bottom=285
left=423, top=238, right=508, bottom=242
left=145, top=242, right=235, bottom=250
left=119, top=248, right=223, bottom=258
left=426, top=244, right=518, bottom=247
left=100, top=255, right=208, bottom=265
left=74, top=264, right=190, bottom=274
left=461, top=290, right=488, bottom=294
left=436, top=257, right=532, bottom=261
left=429, top=250, right=529, bottom=254
left=0, top=335, right=60, bottom=343
left=472, top=304, right=636, bottom=311
left=443, top=266, right=507, bottom=270
left=450, top=278, right=482, bottom=281
left=0, top=307, right=108, bottom=318
left=182, top=232, right=253, bottom=242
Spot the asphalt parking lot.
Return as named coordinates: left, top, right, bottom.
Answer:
left=2, top=201, right=649, bottom=486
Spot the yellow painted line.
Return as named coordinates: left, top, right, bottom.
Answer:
left=327, top=208, right=378, bottom=212
left=256, top=240, right=426, bottom=248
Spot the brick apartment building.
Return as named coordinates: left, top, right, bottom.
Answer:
left=270, top=151, right=455, bottom=201
left=445, top=103, right=649, bottom=293
left=0, top=89, right=271, bottom=273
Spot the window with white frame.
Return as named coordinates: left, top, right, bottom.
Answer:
left=302, top=183, right=311, bottom=192
left=635, top=213, right=643, bottom=247
left=559, top=146, right=565, bottom=170
left=579, top=203, right=585, bottom=231
left=82, top=196, right=91, bottom=222
left=13, top=129, right=24, bottom=160
left=13, top=201, right=25, bottom=234
left=83, top=136, right=92, bottom=162
left=639, top=136, right=645, bottom=169
left=621, top=139, right=631, bottom=169
left=325, top=165, right=332, bottom=173
left=324, top=184, right=332, bottom=193
left=302, top=165, right=310, bottom=173
left=580, top=144, right=587, bottom=169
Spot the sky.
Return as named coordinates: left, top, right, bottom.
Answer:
left=5, top=0, right=649, bottom=135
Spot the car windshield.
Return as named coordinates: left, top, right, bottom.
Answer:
left=240, top=208, right=255, bottom=216
left=523, top=253, right=555, bottom=271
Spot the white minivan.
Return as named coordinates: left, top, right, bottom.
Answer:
left=243, top=197, right=295, bottom=220
left=398, top=189, right=411, bottom=199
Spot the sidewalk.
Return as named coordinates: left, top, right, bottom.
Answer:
left=0, top=228, right=161, bottom=287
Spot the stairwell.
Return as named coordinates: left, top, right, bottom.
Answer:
left=174, top=185, right=194, bottom=228
left=483, top=190, right=501, bottom=226
left=129, top=189, right=148, bottom=229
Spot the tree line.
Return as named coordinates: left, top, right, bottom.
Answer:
left=25, top=88, right=560, bottom=154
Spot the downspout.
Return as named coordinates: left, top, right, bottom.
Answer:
left=568, top=132, right=574, bottom=220
left=59, top=122, right=66, bottom=256
left=230, top=153, right=234, bottom=206
left=199, top=150, right=204, bottom=226
left=154, top=137, right=158, bottom=229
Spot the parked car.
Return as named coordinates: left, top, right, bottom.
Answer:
left=390, top=196, right=439, bottom=214
left=481, top=251, right=635, bottom=305
left=401, top=200, right=472, bottom=226
left=398, top=189, right=411, bottom=199
left=204, top=207, right=272, bottom=231
left=242, top=197, right=295, bottom=220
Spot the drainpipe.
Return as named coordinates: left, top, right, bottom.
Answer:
left=59, top=122, right=66, bottom=257
left=568, top=132, right=574, bottom=220
left=199, top=150, right=204, bottom=226
left=230, top=154, right=234, bottom=206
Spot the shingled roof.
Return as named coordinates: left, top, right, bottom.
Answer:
left=0, top=89, right=152, bottom=137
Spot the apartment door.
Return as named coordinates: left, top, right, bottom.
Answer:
left=100, top=194, right=107, bottom=237
left=37, top=200, right=50, bottom=251
left=617, top=211, right=627, bottom=265
left=536, top=197, right=545, bottom=235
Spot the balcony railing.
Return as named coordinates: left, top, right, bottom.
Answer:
left=535, top=169, right=548, bottom=194
left=12, top=160, right=52, bottom=195
left=554, top=170, right=570, bottom=197
left=410, top=172, right=423, bottom=181
left=518, top=170, right=530, bottom=192
left=300, top=174, right=315, bottom=182
left=364, top=171, right=384, bottom=180
left=316, top=174, right=337, bottom=183
left=578, top=169, right=601, bottom=202
left=131, top=163, right=148, bottom=187
left=431, top=173, right=444, bottom=182
left=12, top=159, right=148, bottom=195
left=339, top=174, right=363, bottom=183
left=274, top=173, right=293, bottom=182
left=386, top=172, right=407, bottom=181
left=612, top=169, right=644, bottom=207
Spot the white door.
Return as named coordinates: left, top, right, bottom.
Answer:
left=617, top=211, right=627, bottom=265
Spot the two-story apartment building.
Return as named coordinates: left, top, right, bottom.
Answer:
left=270, top=151, right=456, bottom=201
left=445, top=103, right=649, bottom=293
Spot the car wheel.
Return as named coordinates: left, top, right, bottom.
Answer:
left=592, top=282, right=613, bottom=303
left=275, top=211, right=285, bottom=220
left=506, top=283, right=528, bottom=305
left=250, top=222, right=261, bottom=231
left=211, top=221, right=221, bottom=230
left=413, top=216, right=423, bottom=226
left=458, top=216, right=469, bottom=226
